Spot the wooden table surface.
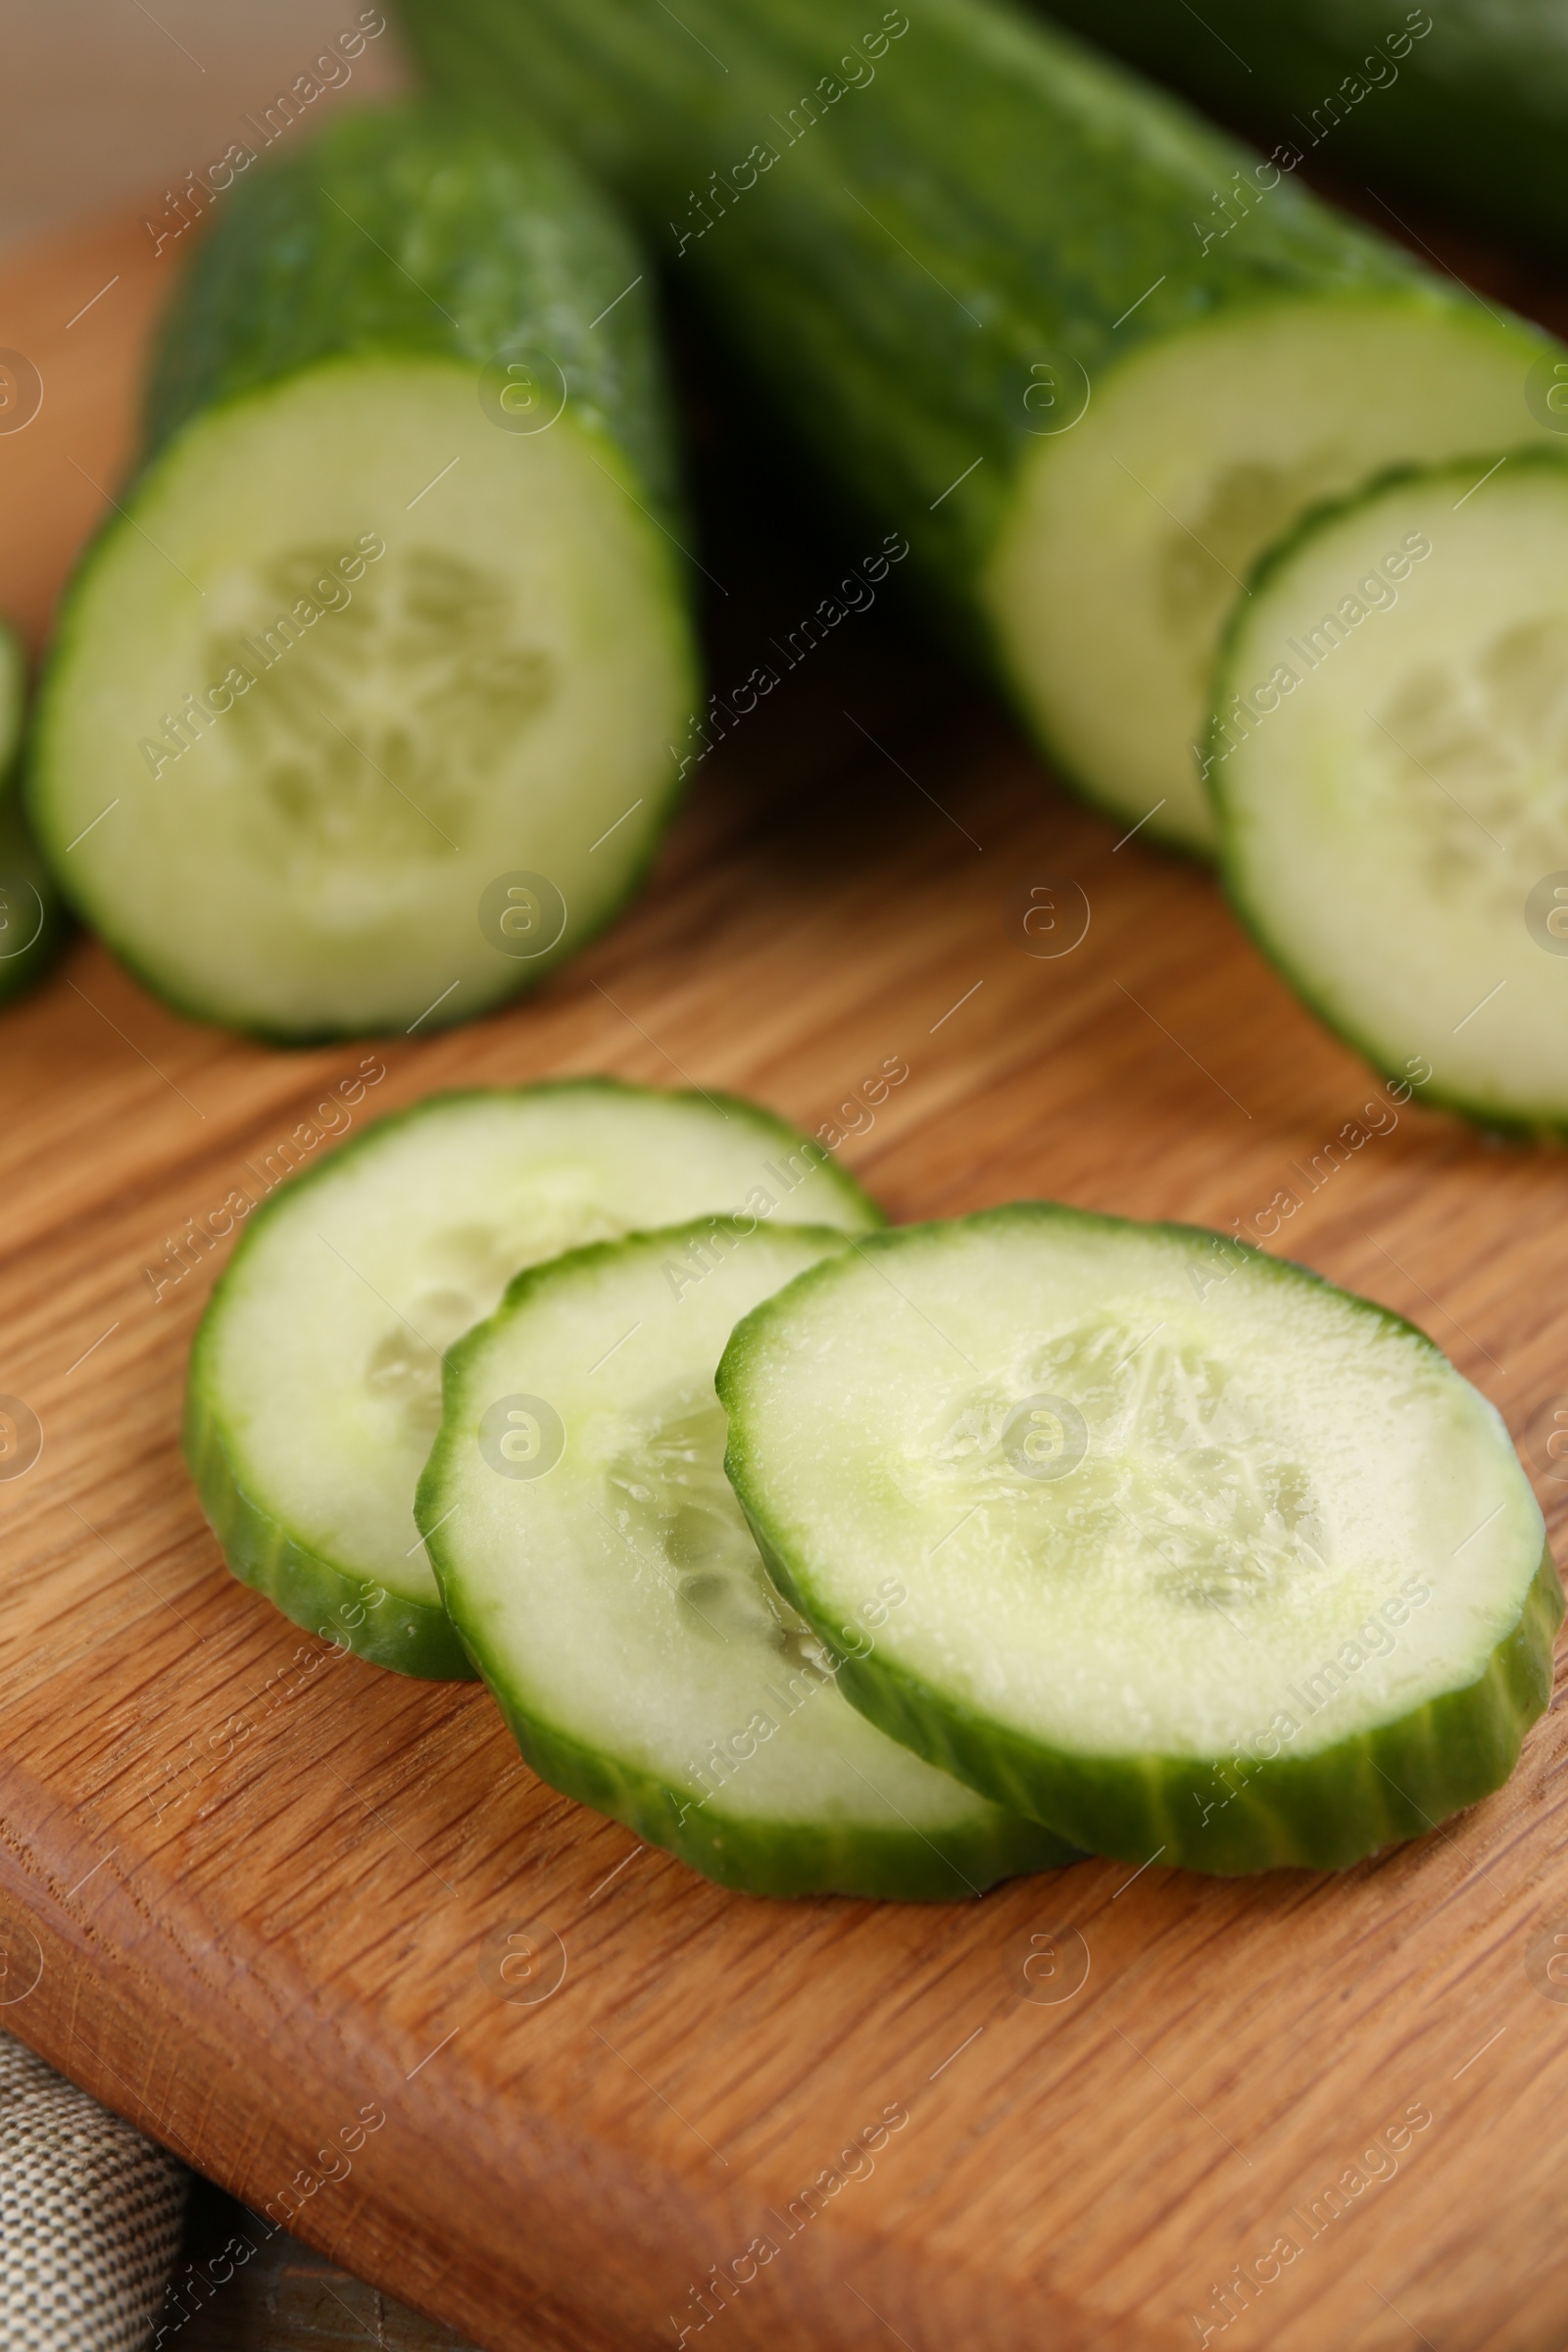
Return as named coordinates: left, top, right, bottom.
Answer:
left=1, top=198, right=1566, bottom=2352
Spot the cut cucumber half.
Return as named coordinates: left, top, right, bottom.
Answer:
left=185, top=1082, right=883, bottom=1679
left=419, top=1218, right=1077, bottom=1896
left=718, top=1205, right=1561, bottom=1874
left=0, top=618, right=65, bottom=1008
left=29, top=103, right=695, bottom=1039
left=401, top=0, right=1566, bottom=851
left=1211, top=453, right=1568, bottom=1128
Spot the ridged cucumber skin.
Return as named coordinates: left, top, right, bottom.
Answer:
left=466, top=1670, right=1080, bottom=1900
left=746, top=1513, right=1562, bottom=1875
left=396, top=0, right=1545, bottom=813
left=184, top=1369, right=475, bottom=1679
left=719, top=1205, right=1561, bottom=1875
left=183, top=1081, right=886, bottom=1679
left=1208, top=450, right=1568, bottom=1138
left=143, top=98, right=682, bottom=530
left=1035, top=0, right=1568, bottom=264
left=0, top=622, right=67, bottom=1010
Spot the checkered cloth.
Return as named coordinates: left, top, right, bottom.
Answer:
left=1, top=2034, right=186, bottom=2351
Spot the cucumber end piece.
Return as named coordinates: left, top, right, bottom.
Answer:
left=1211, top=451, right=1568, bottom=1128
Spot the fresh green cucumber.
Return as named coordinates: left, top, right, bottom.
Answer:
left=29, top=102, right=695, bottom=1039
left=717, top=1204, right=1561, bottom=1874
left=0, top=620, right=65, bottom=1007
left=1035, top=0, right=1568, bottom=264
left=1210, top=452, right=1568, bottom=1129
left=185, top=1081, right=883, bottom=1679
left=398, top=0, right=1563, bottom=852
left=419, top=1216, right=1076, bottom=1895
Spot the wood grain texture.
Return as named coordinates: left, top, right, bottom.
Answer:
left=1, top=199, right=1567, bottom=2352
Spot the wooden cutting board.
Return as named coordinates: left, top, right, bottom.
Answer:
left=2, top=199, right=1566, bottom=2352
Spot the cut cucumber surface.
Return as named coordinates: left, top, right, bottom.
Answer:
left=401, top=0, right=1565, bottom=850
left=186, top=1082, right=882, bottom=1679
left=1211, top=454, right=1568, bottom=1128
left=718, top=1205, right=1561, bottom=1874
left=419, top=1218, right=1076, bottom=1896
left=30, top=104, right=694, bottom=1038
left=992, top=295, right=1557, bottom=850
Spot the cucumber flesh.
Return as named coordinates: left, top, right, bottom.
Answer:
left=420, top=1218, right=1077, bottom=1896
left=1211, top=454, right=1568, bottom=1127
left=30, top=104, right=694, bottom=1038
left=717, top=1205, right=1560, bottom=1874
left=990, top=297, right=1556, bottom=848
left=32, top=358, right=689, bottom=1038
left=185, top=1083, right=883, bottom=1679
left=400, top=0, right=1563, bottom=852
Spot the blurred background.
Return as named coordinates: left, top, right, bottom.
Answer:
left=0, top=0, right=409, bottom=256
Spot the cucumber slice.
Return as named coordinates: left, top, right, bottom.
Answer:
left=419, top=1218, right=1076, bottom=1896
left=185, top=1082, right=883, bottom=1679
left=1211, top=453, right=1568, bottom=1128
left=29, top=103, right=695, bottom=1039
left=718, top=1205, right=1562, bottom=1875
left=0, top=619, right=65, bottom=1008
left=400, top=0, right=1564, bottom=851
